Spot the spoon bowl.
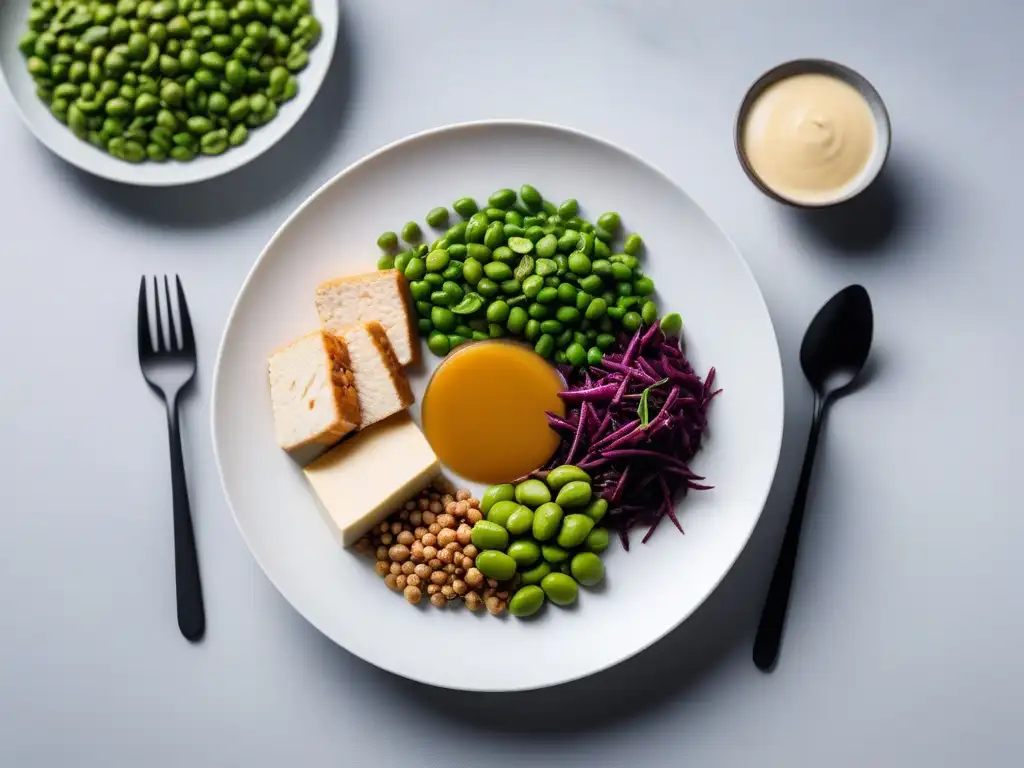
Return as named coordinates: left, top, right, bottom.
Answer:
left=800, top=284, right=874, bottom=398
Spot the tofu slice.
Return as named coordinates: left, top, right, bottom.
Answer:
left=336, top=321, right=414, bottom=429
left=315, top=269, right=417, bottom=366
left=267, top=331, right=361, bottom=453
left=303, top=412, right=440, bottom=547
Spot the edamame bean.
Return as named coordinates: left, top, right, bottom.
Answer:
left=475, top=550, right=517, bottom=581
left=486, top=500, right=519, bottom=529
left=521, top=561, right=552, bottom=586
left=426, top=206, right=448, bottom=228
left=481, top=484, right=515, bottom=515
left=453, top=196, right=478, bottom=218
left=568, top=252, right=592, bottom=275
left=634, top=276, right=655, bottom=296
left=376, top=232, right=398, bottom=251
left=462, top=257, right=483, bottom=286
left=515, top=479, right=551, bottom=507
left=507, top=306, right=528, bottom=335
left=624, top=232, right=643, bottom=254
left=508, top=585, right=545, bottom=618
left=622, top=311, right=642, bottom=332
left=471, top=520, right=509, bottom=552
left=597, top=211, right=621, bottom=233
left=660, top=312, right=683, bottom=336
left=557, top=198, right=578, bottom=218
left=541, top=572, right=578, bottom=606
left=584, top=527, right=610, bottom=553
left=424, top=249, right=449, bottom=272
left=431, top=306, right=456, bottom=332
left=483, top=221, right=505, bottom=249
left=506, top=506, right=535, bottom=537
left=427, top=331, right=450, bottom=357
left=587, top=346, right=603, bottom=366
left=401, top=221, right=421, bottom=243
left=508, top=237, right=533, bottom=254
left=564, top=343, right=586, bottom=367
left=489, top=188, right=517, bottom=208
left=542, top=544, right=570, bottom=564
left=520, top=184, right=542, bottom=209
left=555, top=480, right=592, bottom=509
left=570, top=552, right=604, bottom=586
left=486, top=300, right=510, bottom=324
left=641, top=300, right=658, bottom=325
left=532, top=502, right=564, bottom=541
left=556, top=514, right=595, bottom=549
left=477, top=278, right=499, bottom=298
left=507, top=539, right=540, bottom=567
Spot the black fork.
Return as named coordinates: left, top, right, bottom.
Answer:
left=137, top=276, right=205, bottom=642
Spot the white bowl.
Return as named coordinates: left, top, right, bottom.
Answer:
left=212, top=120, right=785, bottom=692
left=0, top=0, right=337, bottom=187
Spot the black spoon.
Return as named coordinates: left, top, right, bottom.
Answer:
left=753, top=284, right=874, bottom=672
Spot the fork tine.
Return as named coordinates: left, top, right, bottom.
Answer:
left=176, top=275, right=196, bottom=355
left=164, top=276, right=179, bottom=351
left=137, top=276, right=153, bottom=358
left=152, top=276, right=166, bottom=352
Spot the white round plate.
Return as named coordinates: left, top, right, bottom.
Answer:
left=0, top=0, right=336, bottom=187
left=212, top=121, right=784, bottom=692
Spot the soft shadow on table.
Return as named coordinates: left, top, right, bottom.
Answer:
left=784, top=158, right=912, bottom=257
left=280, top=356, right=815, bottom=734
left=53, top=8, right=357, bottom=230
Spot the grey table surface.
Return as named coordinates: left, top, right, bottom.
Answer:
left=2, top=1, right=1023, bottom=765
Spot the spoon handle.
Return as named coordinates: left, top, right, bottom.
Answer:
left=753, top=397, right=825, bottom=671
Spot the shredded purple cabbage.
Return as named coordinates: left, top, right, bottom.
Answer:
left=544, top=325, right=721, bottom=548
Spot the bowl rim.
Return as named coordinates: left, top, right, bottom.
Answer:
left=734, top=58, right=892, bottom=209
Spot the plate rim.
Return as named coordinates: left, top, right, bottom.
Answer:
left=211, top=119, right=785, bottom=691
left=0, top=0, right=338, bottom=188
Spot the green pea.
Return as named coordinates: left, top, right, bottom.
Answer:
left=591, top=259, right=612, bottom=280
left=397, top=221, right=420, bottom=243
left=376, top=231, right=398, bottom=251
left=399, top=256, right=424, bottom=281
left=555, top=306, right=580, bottom=325
left=447, top=243, right=467, bottom=259
left=521, top=226, right=544, bottom=244
left=503, top=223, right=524, bottom=240
left=534, top=334, right=554, bottom=358
left=405, top=280, right=428, bottom=301
left=480, top=484, right=515, bottom=515
left=609, top=263, right=631, bottom=282
left=488, top=323, right=504, bottom=338
left=530, top=233, right=558, bottom=258
left=501, top=209, right=521, bottom=227
left=426, top=331, right=450, bottom=357
left=476, top=550, right=517, bottom=581
left=499, top=276, right=520, bottom=295
left=481, top=300, right=508, bottom=324
left=571, top=552, right=604, bottom=587
left=520, top=184, right=542, bottom=209
left=506, top=306, right=528, bottom=335
left=541, top=572, right=578, bottom=606
left=587, top=346, right=603, bottom=366
left=442, top=260, right=463, bottom=281
left=452, top=197, right=478, bottom=218
left=579, top=275, right=603, bottom=294
left=542, top=544, right=570, bottom=564
left=520, top=274, right=543, bottom=299
left=524, top=318, right=541, bottom=341
left=170, top=145, right=195, bottom=161
left=377, top=254, right=396, bottom=271
left=554, top=283, right=577, bottom=305
left=556, top=230, right=579, bottom=254
left=442, top=281, right=464, bottom=303
left=509, top=585, right=545, bottom=618
left=630, top=276, right=655, bottom=298
left=584, top=527, right=610, bottom=553
left=483, top=261, right=512, bottom=281
left=506, top=507, right=535, bottom=538
left=531, top=502, right=564, bottom=541
left=533, top=287, right=555, bottom=305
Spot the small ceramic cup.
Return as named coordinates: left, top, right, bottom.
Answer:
left=735, top=59, right=891, bottom=208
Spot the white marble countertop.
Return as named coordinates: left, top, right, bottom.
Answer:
left=3, top=1, right=1023, bottom=765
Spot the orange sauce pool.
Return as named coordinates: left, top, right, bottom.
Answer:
left=421, top=341, right=565, bottom=484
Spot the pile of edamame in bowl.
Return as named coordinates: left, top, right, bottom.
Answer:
left=18, top=0, right=321, bottom=163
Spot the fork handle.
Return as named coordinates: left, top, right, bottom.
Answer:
left=166, top=398, right=206, bottom=642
